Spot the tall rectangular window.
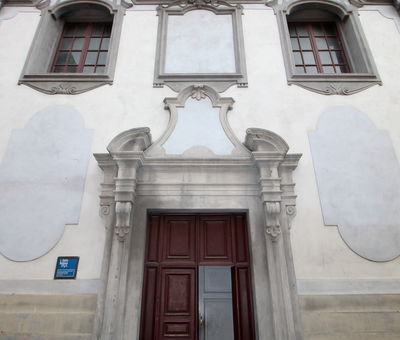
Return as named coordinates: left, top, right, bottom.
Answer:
left=288, top=22, right=350, bottom=74
left=52, top=22, right=111, bottom=74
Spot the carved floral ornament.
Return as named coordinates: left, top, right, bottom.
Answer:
left=159, top=0, right=241, bottom=9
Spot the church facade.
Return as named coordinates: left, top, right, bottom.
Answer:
left=0, top=0, right=400, bottom=339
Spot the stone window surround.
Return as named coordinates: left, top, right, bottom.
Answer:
left=18, top=0, right=129, bottom=95
left=275, top=0, right=382, bottom=95
left=153, top=0, right=248, bottom=93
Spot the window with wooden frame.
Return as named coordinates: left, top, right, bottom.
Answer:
left=19, top=0, right=125, bottom=95
left=52, top=22, right=111, bottom=74
left=276, top=0, right=381, bottom=95
left=288, top=22, right=350, bottom=75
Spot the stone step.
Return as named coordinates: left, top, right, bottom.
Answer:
left=0, top=311, right=95, bottom=334
left=0, top=334, right=92, bottom=340
left=0, top=294, right=97, bottom=313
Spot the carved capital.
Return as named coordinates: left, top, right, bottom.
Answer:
left=265, top=202, right=281, bottom=242
left=115, top=202, right=132, bottom=242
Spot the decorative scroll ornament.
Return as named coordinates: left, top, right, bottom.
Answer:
left=323, top=84, right=350, bottom=95
left=50, top=84, right=76, bottom=95
left=265, top=202, right=281, bottom=242
left=160, top=0, right=241, bottom=9
left=34, top=0, right=50, bottom=9
left=115, top=202, right=132, bottom=242
left=286, top=205, right=296, bottom=230
left=100, top=204, right=111, bottom=217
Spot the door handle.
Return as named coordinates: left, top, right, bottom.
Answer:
left=199, top=314, right=204, bottom=326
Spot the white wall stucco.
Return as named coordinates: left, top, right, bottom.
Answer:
left=0, top=7, right=399, bottom=287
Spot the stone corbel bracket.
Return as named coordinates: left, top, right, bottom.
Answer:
left=94, top=127, right=152, bottom=241
left=245, top=128, right=301, bottom=241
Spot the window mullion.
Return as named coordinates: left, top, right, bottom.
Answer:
left=79, top=23, right=92, bottom=73
left=308, top=23, right=323, bottom=73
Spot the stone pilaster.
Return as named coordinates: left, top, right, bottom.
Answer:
left=246, top=128, right=303, bottom=340
left=94, top=128, right=151, bottom=340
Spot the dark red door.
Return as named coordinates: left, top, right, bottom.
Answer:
left=140, top=213, right=255, bottom=340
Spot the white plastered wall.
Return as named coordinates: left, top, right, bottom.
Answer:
left=0, top=6, right=399, bottom=286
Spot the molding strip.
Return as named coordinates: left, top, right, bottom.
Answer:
left=297, top=279, right=400, bottom=295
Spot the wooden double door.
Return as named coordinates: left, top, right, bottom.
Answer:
left=140, top=213, right=256, bottom=340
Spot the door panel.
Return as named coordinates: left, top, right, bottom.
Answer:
left=159, top=268, right=196, bottom=340
left=199, top=216, right=233, bottom=264
left=199, top=266, right=234, bottom=340
left=162, top=216, right=196, bottom=264
left=232, top=266, right=256, bottom=340
left=140, top=267, right=159, bottom=340
left=140, top=213, right=255, bottom=340
left=233, top=214, right=249, bottom=265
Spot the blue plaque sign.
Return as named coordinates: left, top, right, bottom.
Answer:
left=54, top=256, right=79, bottom=279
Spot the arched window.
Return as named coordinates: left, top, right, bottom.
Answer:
left=19, top=0, right=125, bottom=94
left=276, top=0, right=381, bottom=95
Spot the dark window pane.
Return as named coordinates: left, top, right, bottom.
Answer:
left=303, top=52, right=316, bottom=65
left=64, top=25, right=75, bottom=37
left=324, top=24, right=336, bottom=36
left=89, top=38, right=101, bottom=50
left=67, top=65, right=78, bottom=72
left=332, top=50, right=345, bottom=64
left=293, top=52, right=303, bottom=65
left=289, top=25, right=297, bottom=37
left=338, top=65, right=349, bottom=73
left=55, top=52, right=69, bottom=64
left=312, top=24, right=323, bottom=36
left=104, top=24, right=112, bottom=36
left=322, top=66, right=335, bottom=73
left=60, top=38, right=73, bottom=50
left=305, top=66, right=318, bottom=74
left=85, top=52, right=98, bottom=65
left=92, top=24, right=104, bottom=36
left=101, top=38, right=110, bottom=50
left=83, top=66, right=95, bottom=73
left=319, top=51, right=332, bottom=64
left=98, top=52, right=107, bottom=65
left=75, top=24, right=87, bottom=36
left=53, top=66, right=65, bottom=73
left=296, top=24, right=308, bottom=37
left=316, top=37, right=328, bottom=50
left=295, top=66, right=305, bottom=74
left=299, top=38, right=311, bottom=50
left=327, top=37, right=340, bottom=49
left=72, top=38, right=84, bottom=50
left=96, top=66, right=106, bottom=73
left=69, top=52, right=82, bottom=65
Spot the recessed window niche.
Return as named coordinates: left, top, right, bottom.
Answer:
left=154, top=0, right=248, bottom=92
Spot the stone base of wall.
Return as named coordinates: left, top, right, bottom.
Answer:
left=0, top=294, right=96, bottom=340
left=300, top=294, right=400, bottom=340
